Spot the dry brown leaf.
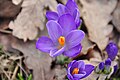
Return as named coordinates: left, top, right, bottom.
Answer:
left=11, top=40, right=54, bottom=80
left=0, top=0, right=21, bottom=18
left=54, top=67, right=66, bottom=80
left=81, top=35, right=96, bottom=55
left=9, top=0, right=57, bottom=41
left=0, top=33, right=19, bottom=53
left=112, top=1, right=120, bottom=32
left=80, top=0, right=117, bottom=51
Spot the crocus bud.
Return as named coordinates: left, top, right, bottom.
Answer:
left=106, top=42, right=118, bottom=60
left=95, top=62, right=104, bottom=74
left=103, top=58, right=112, bottom=74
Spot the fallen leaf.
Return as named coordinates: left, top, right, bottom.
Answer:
left=0, top=19, right=10, bottom=30
left=81, top=35, right=96, bottom=55
left=9, top=0, right=57, bottom=41
left=80, top=0, right=117, bottom=51
left=0, top=33, right=19, bottom=53
left=112, top=1, right=120, bottom=32
left=11, top=40, right=54, bottom=80
left=0, top=0, right=21, bottom=18
left=54, top=66, right=66, bottom=80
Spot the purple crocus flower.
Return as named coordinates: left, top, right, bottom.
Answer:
left=46, top=0, right=81, bottom=28
left=106, top=42, right=118, bottom=60
left=36, top=14, right=85, bottom=57
left=67, top=60, right=94, bottom=80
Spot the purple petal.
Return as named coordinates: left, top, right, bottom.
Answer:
left=46, top=11, right=58, bottom=20
left=66, top=0, right=78, bottom=15
left=68, top=60, right=76, bottom=68
left=64, top=44, right=82, bottom=57
left=99, top=62, right=104, bottom=70
left=73, top=8, right=80, bottom=20
left=46, top=20, right=63, bottom=43
left=36, top=36, right=54, bottom=53
left=76, top=19, right=82, bottom=28
left=49, top=46, right=65, bottom=57
left=77, top=61, right=85, bottom=71
left=58, top=14, right=76, bottom=36
left=73, top=9, right=82, bottom=28
left=57, top=4, right=69, bottom=16
left=105, top=58, right=111, bottom=66
left=81, top=64, right=94, bottom=78
left=67, top=60, right=77, bottom=80
left=67, top=73, right=74, bottom=80
left=73, top=71, right=86, bottom=79
left=66, top=30, right=85, bottom=49
left=113, top=65, right=118, bottom=74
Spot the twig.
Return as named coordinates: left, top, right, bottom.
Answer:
left=17, top=63, right=28, bottom=77
left=11, top=65, right=19, bottom=80
left=2, top=68, right=11, bottom=80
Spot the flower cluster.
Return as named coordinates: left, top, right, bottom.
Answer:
left=36, top=0, right=84, bottom=58
left=36, top=0, right=119, bottom=80
left=95, top=58, right=112, bottom=74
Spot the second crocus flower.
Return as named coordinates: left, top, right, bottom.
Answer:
left=46, top=0, right=81, bottom=28
left=67, top=60, right=94, bottom=80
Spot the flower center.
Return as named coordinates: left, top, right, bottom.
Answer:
left=58, top=36, right=65, bottom=46
left=72, top=68, right=79, bottom=75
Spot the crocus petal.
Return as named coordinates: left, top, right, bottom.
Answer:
left=58, top=14, right=76, bottom=36
left=73, top=8, right=80, bottom=20
left=67, top=60, right=76, bottom=80
left=46, top=11, right=58, bottom=20
left=73, top=72, right=86, bottom=79
left=50, top=46, right=65, bottom=57
left=67, top=73, right=74, bottom=80
left=36, top=36, right=54, bottom=53
left=57, top=4, right=69, bottom=16
left=99, top=62, right=104, bottom=70
left=64, top=44, right=82, bottom=57
left=113, top=65, right=118, bottom=74
left=46, top=20, right=63, bottom=43
left=72, top=60, right=85, bottom=71
left=81, top=64, right=94, bottom=78
left=68, top=60, right=76, bottom=68
left=66, top=30, right=85, bottom=49
left=73, top=9, right=82, bottom=28
left=78, top=61, right=85, bottom=71
left=66, top=0, right=77, bottom=15
left=105, top=58, right=111, bottom=66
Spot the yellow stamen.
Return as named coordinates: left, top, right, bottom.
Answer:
left=58, top=36, right=65, bottom=46
left=72, top=68, right=79, bottom=75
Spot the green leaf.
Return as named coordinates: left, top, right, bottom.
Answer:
left=27, top=74, right=32, bottom=80
left=18, top=73, right=24, bottom=80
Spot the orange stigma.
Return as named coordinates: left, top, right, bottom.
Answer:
left=72, top=68, right=79, bottom=75
left=58, top=36, right=65, bottom=46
